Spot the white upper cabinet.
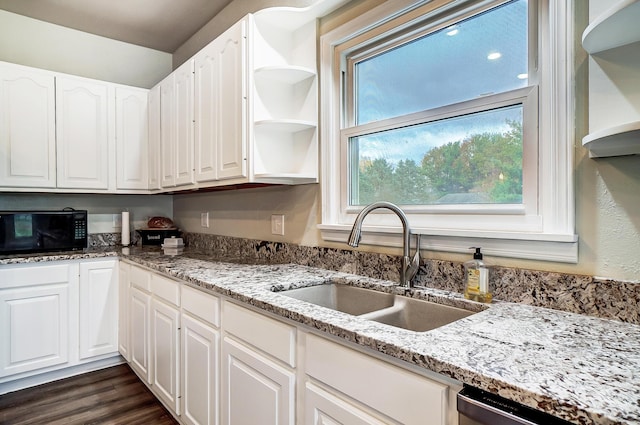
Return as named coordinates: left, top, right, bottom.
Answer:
left=582, top=0, right=640, bottom=158
left=194, top=17, right=247, bottom=183
left=174, top=59, right=195, bottom=187
left=148, top=84, right=162, bottom=191
left=154, top=7, right=335, bottom=192
left=160, top=73, right=176, bottom=188
left=56, top=76, right=112, bottom=190
left=0, top=60, right=149, bottom=193
left=249, top=11, right=320, bottom=184
left=160, top=59, right=195, bottom=189
left=116, top=87, right=149, bottom=190
left=0, top=62, right=56, bottom=188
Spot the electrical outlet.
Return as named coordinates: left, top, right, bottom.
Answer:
left=200, top=212, right=209, bottom=228
left=271, top=214, right=285, bottom=236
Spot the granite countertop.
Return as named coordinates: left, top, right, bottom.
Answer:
left=2, top=247, right=639, bottom=425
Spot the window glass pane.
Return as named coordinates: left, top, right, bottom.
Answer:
left=349, top=105, right=523, bottom=206
left=355, top=0, right=528, bottom=125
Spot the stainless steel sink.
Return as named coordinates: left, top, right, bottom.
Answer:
left=278, top=284, right=395, bottom=316
left=276, top=283, right=476, bottom=332
left=360, top=296, right=475, bottom=332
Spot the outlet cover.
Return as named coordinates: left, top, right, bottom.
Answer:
left=200, top=212, right=209, bottom=228
left=271, top=214, right=284, bottom=235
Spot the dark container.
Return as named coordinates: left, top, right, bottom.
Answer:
left=136, top=229, right=181, bottom=246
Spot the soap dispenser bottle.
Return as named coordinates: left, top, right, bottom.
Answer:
left=464, top=247, right=492, bottom=303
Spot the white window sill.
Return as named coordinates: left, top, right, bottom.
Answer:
left=318, top=224, right=578, bottom=263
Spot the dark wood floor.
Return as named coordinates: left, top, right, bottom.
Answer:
left=0, top=364, right=179, bottom=425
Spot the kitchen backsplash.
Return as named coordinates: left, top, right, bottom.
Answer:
left=90, top=231, right=639, bottom=324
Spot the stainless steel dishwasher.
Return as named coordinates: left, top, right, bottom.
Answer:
left=458, top=386, right=574, bottom=425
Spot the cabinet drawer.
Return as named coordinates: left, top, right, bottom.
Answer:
left=305, top=333, right=447, bottom=425
left=0, top=263, right=72, bottom=289
left=222, top=300, right=295, bottom=367
left=151, top=273, right=180, bottom=307
left=130, top=265, right=151, bottom=292
left=182, top=285, right=219, bottom=327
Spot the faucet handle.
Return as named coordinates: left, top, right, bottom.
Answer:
left=406, top=233, right=421, bottom=282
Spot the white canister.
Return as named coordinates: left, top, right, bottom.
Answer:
left=121, top=211, right=130, bottom=246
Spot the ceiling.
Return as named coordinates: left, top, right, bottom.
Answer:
left=0, top=0, right=234, bottom=53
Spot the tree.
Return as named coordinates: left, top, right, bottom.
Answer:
left=392, top=159, right=430, bottom=204
left=355, top=158, right=395, bottom=204
left=420, top=120, right=523, bottom=203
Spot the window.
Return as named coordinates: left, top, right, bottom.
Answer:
left=320, top=0, right=577, bottom=262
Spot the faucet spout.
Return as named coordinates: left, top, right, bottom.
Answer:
left=347, top=201, right=419, bottom=289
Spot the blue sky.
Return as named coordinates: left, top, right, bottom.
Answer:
left=352, top=0, right=528, bottom=164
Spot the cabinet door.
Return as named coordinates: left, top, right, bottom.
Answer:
left=305, top=382, right=390, bottom=425
left=221, top=336, right=295, bottom=425
left=79, top=260, right=118, bottom=359
left=148, top=83, right=161, bottom=190
left=194, top=40, right=219, bottom=183
left=130, top=286, right=151, bottom=384
left=0, top=263, right=76, bottom=378
left=194, top=19, right=246, bottom=183
left=216, top=20, right=247, bottom=181
left=56, top=76, right=111, bottom=190
left=152, top=297, right=181, bottom=415
left=116, top=87, right=149, bottom=190
left=174, top=59, right=195, bottom=187
left=118, top=262, right=130, bottom=361
left=160, top=73, right=175, bottom=188
left=305, top=333, right=448, bottom=425
left=182, top=314, right=219, bottom=425
left=0, top=63, right=56, bottom=188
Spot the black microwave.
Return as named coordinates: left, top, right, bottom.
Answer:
left=0, top=210, right=88, bottom=255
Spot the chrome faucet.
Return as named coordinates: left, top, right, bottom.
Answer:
left=347, top=201, right=420, bottom=289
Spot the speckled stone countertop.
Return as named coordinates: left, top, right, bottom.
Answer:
left=2, top=247, right=639, bottom=425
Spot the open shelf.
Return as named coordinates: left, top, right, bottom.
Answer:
left=253, top=173, right=318, bottom=184
left=255, top=66, right=316, bottom=84
left=582, top=121, right=640, bottom=157
left=254, top=119, right=316, bottom=132
left=582, top=0, right=640, bottom=54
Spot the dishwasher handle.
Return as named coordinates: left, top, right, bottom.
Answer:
left=457, top=386, right=574, bottom=425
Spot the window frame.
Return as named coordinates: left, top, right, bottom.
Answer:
left=319, top=0, right=577, bottom=263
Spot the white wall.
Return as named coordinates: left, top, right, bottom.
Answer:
left=3, top=0, right=638, bottom=281
left=576, top=0, right=640, bottom=280
left=173, top=0, right=640, bottom=282
left=0, top=10, right=171, bottom=88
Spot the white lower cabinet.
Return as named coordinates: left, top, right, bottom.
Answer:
left=221, top=336, right=295, bottom=425
left=118, top=262, right=130, bottom=361
left=151, top=297, right=181, bottom=414
left=181, top=284, right=220, bottom=425
left=129, top=285, right=151, bottom=384
left=0, top=263, right=76, bottom=378
left=122, top=265, right=460, bottom=425
left=0, top=259, right=119, bottom=393
left=221, top=300, right=296, bottom=425
left=304, top=382, right=389, bottom=425
left=124, top=263, right=225, bottom=423
left=79, top=260, right=118, bottom=359
left=304, top=332, right=453, bottom=425
left=182, top=314, right=219, bottom=425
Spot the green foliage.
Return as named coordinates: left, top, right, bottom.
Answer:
left=353, top=121, right=523, bottom=205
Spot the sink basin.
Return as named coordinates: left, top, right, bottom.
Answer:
left=278, top=284, right=394, bottom=315
left=360, top=296, right=475, bottom=332
left=276, top=283, right=477, bottom=332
